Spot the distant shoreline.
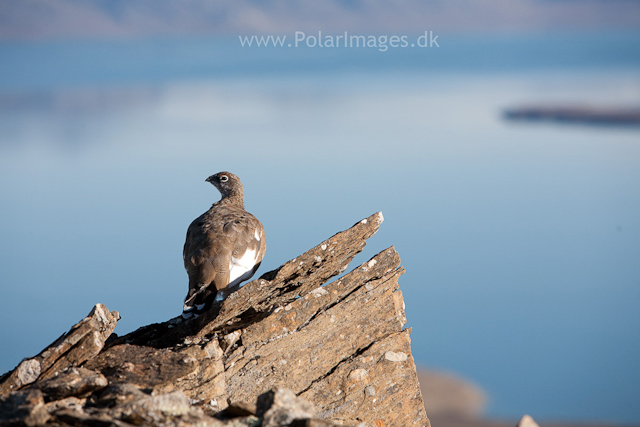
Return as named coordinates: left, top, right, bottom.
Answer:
left=504, top=106, right=640, bottom=127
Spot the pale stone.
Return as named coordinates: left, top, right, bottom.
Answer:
left=384, top=351, right=408, bottom=362
left=517, top=415, right=540, bottom=427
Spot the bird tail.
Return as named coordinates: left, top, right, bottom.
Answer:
left=182, top=285, right=216, bottom=319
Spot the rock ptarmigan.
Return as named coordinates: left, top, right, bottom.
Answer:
left=182, top=172, right=266, bottom=319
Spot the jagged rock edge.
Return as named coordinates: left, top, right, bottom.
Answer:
left=221, top=251, right=403, bottom=385
left=254, top=248, right=400, bottom=347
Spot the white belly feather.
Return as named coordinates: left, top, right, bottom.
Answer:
left=228, top=247, right=259, bottom=287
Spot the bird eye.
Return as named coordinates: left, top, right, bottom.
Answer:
left=219, top=175, right=229, bottom=182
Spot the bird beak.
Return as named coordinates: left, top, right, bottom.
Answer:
left=205, top=176, right=214, bottom=183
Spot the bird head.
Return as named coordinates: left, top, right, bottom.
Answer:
left=206, top=171, right=244, bottom=199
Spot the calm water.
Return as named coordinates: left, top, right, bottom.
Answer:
left=1, top=33, right=639, bottom=423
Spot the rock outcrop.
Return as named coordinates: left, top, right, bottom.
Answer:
left=417, top=369, right=486, bottom=420
left=0, top=303, right=119, bottom=397
left=0, top=212, right=429, bottom=427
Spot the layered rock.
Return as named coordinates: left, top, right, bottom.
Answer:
left=0, top=303, right=119, bottom=397
left=0, top=212, right=429, bottom=427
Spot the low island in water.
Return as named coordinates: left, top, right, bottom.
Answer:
left=504, top=106, right=640, bottom=127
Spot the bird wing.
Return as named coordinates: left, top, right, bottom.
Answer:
left=183, top=215, right=227, bottom=311
left=183, top=207, right=265, bottom=294
left=224, top=213, right=265, bottom=287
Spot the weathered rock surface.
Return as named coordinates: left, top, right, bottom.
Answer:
left=257, top=388, right=316, bottom=427
left=0, top=303, right=119, bottom=397
left=0, top=212, right=429, bottom=427
left=0, top=389, right=50, bottom=427
left=32, top=367, right=108, bottom=401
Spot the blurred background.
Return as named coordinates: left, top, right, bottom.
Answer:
left=1, top=1, right=639, bottom=426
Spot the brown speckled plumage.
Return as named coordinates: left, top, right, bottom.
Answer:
left=182, top=172, right=266, bottom=318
